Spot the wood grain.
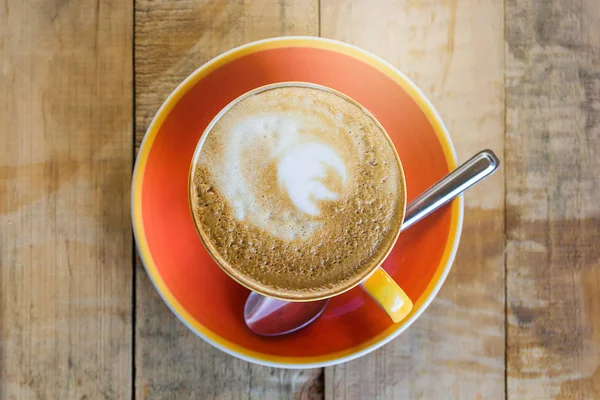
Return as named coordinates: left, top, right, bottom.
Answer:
left=0, top=0, right=133, bottom=399
left=321, top=0, right=506, bottom=398
left=134, top=1, right=320, bottom=398
left=3, top=0, right=597, bottom=398
left=505, top=0, right=600, bottom=399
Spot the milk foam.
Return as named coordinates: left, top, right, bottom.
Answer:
left=221, top=114, right=292, bottom=222
left=278, top=142, right=347, bottom=215
left=222, top=112, right=347, bottom=238
left=202, top=103, right=355, bottom=241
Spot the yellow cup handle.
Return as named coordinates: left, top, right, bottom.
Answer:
left=361, top=267, right=413, bottom=323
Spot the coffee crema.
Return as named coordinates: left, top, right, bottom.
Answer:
left=191, top=85, right=405, bottom=300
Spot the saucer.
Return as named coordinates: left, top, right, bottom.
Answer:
left=132, top=37, right=463, bottom=368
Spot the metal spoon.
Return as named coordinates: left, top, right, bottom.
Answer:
left=244, top=149, right=500, bottom=336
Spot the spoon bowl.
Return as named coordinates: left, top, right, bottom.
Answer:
left=244, top=293, right=329, bottom=336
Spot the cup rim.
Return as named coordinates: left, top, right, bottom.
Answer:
left=132, top=36, right=464, bottom=368
left=187, top=81, right=408, bottom=302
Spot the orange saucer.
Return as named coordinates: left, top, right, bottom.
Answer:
left=132, top=37, right=463, bottom=368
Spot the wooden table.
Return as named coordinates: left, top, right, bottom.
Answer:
left=2, top=0, right=599, bottom=398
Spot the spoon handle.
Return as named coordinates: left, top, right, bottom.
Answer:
left=401, top=149, right=500, bottom=231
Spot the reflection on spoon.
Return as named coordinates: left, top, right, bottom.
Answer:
left=244, top=294, right=330, bottom=337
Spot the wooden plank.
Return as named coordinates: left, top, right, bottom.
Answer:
left=321, top=0, right=506, bottom=398
left=134, top=1, right=321, bottom=398
left=0, top=0, right=133, bottom=399
left=505, top=0, right=600, bottom=398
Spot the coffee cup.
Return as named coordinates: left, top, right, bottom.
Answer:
left=189, top=82, right=413, bottom=322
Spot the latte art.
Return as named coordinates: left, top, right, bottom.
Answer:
left=222, top=113, right=349, bottom=238
left=278, top=141, right=347, bottom=216
left=191, top=85, right=404, bottom=300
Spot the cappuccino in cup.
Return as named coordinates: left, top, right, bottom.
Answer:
left=190, top=83, right=405, bottom=300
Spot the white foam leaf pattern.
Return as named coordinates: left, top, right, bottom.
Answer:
left=277, top=143, right=347, bottom=216
left=215, top=113, right=347, bottom=240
